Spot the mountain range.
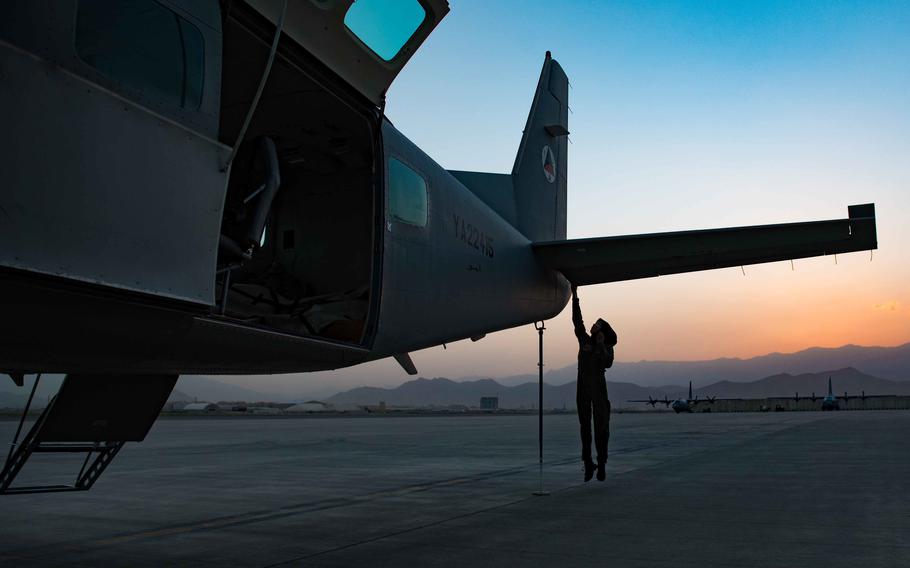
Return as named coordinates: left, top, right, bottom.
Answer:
left=327, top=367, right=910, bottom=410
left=0, top=375, right=276, bottom=409
left=489, top=342, right=910, bottom=388
left=1, top=343, right=908, bottom=409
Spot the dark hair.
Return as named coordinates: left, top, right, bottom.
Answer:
left=595, top=318, right=617, bottom=346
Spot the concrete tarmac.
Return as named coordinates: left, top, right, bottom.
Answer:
left=0, top=411, right=908, bottom=567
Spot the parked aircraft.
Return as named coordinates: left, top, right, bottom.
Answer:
left=821, top=378, right=840, bottom=411
left=804, top=377, right=896, bottom=411
left=778, top=378, right=847, bottom=410
left=0, top=0, right=877, bottom=493
left=629, top=381, right=729, bottom=413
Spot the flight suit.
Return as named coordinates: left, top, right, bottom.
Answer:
left=573, top=296, right=615, bottom=466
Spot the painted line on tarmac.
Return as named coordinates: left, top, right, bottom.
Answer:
left=0, top=440, right=691, bottom=563
left=0, top=455, right=583, bottom=563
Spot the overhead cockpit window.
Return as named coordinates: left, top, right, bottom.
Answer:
left=344, top=0, right=426, bottom=61
left=76, top=0, right=204, bottom=109
left=389, top=158, right=428, bottom=227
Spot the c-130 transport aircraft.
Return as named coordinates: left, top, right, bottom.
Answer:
left=0, top=0, right=876, bottom=494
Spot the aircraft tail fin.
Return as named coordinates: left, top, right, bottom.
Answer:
left=828, top=377, right=833, bottom=396
left=511, top=52, right=568, bottom=242
left=689, top=380, right=693, bottom=400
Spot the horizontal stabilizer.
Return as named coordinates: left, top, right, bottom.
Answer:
left=533, top=204, right=876, bottom=286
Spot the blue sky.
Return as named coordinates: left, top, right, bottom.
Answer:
left=229, top=0, right=910, bottom=397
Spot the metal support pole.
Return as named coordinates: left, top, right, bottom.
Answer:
left=533, top=322, right=549, bottom=496
left=6, top=373, right=40, bottom=467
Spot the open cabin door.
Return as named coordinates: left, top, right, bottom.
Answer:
left=215, top=0, right=448, bottom=347
left=0, top=1, right=227, bottom=306
left=245, top=0, right=450, bottom=107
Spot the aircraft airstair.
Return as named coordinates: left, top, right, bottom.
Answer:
left=1, top=374, right=176, bottom=495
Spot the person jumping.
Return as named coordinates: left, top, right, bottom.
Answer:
left=571, top=285, right=617, bottom=482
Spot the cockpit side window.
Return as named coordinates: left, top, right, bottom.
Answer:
left=389, top=157, right=428, bottom=227
left=343, top=0, right=427, bottom=61
left=75, top=0, right=205, bottom=109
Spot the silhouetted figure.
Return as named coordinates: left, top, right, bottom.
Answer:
left=571, top=285, right=616, bottom=482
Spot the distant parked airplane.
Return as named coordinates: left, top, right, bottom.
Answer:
left=637, top=376, right=900, bottom=413
left=628, top=381, right=735, bottom=414
left=787, top=377, right=897, bottom=411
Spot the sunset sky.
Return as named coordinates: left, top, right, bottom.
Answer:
left=228, top=0, right=909, bottom=397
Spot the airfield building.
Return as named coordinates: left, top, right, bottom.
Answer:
left=480, top=397, right=499, bottom=410
left=180, top=402, right=218, bottom=412
left=286, top=401, right=332, bottom=413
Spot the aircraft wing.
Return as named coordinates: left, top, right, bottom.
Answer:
left=625, top=397, right=745, bottom=405
left=533, top=204, right=876, bottom=286
left=836, top=394, right=898, bottom=400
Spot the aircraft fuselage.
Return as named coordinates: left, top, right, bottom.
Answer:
left=671, top=400, right=693, bottom=413
left=0, top=1, right=569, bottom=376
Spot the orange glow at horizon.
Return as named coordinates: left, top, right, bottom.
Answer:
left=402, top=244, right=910, bottom=381
left=562, top=251, right=909, bottom=363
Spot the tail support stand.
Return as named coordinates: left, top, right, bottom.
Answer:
left=532, top=321, right=549, bottom=496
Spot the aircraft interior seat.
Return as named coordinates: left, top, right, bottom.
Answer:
left=218, top=136, right=281, bottom=266
left=241, top=136, right=281, bottom=251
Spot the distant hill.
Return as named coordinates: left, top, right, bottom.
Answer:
left=328, top=377, right=688, bottom=409
left=692, top=367, right=910, bottom=399
left=328, top=367, right=910, bottom=410
left=2, top=342, right=907, bottom=408
left=175, top=376, right=279, bottom=403
left=490, top=342, right=910, bottom=388
left=0, top=375, right=281, bottom=409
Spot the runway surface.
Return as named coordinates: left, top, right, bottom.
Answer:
left=1, top=411, right=908, bottom=567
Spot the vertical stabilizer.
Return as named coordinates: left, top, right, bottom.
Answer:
left=828, top=377, right=833, bottom=396
left=689, top=380, right=693, bottom=400
left=512, top=52, right=568, bottom=242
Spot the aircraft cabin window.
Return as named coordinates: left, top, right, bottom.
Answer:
left=389, top=158, right=428, bottom=227
left=344, top=0, right=426, bottom=61
left=75, top=0, right=205, bottom=109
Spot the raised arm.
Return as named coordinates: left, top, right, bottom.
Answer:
left=571, top=286, right=588, bottom=343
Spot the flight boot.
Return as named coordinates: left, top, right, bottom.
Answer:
left=583, top=460, right=596, bottom=482
left=596, top=460, right=606, bottom=482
